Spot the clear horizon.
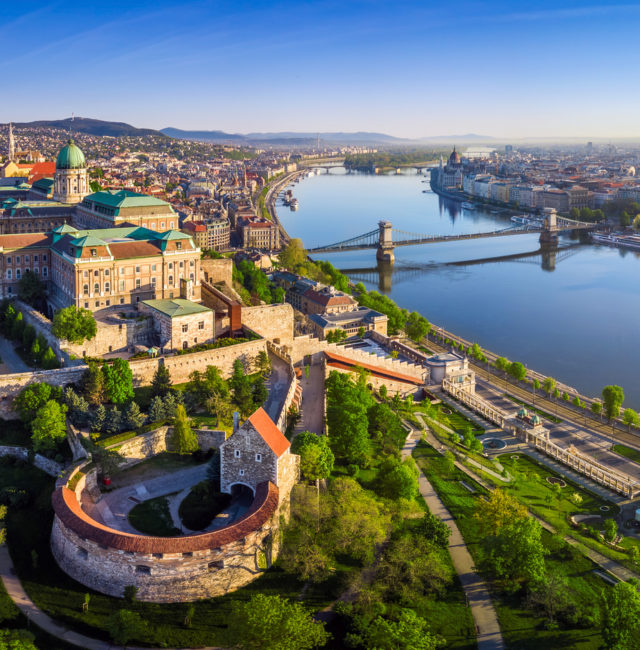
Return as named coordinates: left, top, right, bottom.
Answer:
left=3, top=1, right=640, bottom=139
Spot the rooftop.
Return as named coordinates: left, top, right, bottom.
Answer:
left=82, top=189, right=174, bottom=211
left=246, top=407, right=290, bottom=457
left=141, top=298, right=211, bottom=318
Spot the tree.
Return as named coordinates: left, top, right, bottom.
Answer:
left=148, top=396, right=166, bottom=423
left=508, top=361, right=527, bottom=382
left=252, top=375, right=269, bottom=408
left=420, top=511, right=451, bottom=549
left=404, top=311, right=430, bottom=343
left=602, top=385, right=625, bottom=422
left=474, top=489, right=528, bottom=536
left=31, top=400, right=67, bottom=452
left=377, top=456, right=419, bottom=500
left=623, top=408, right=640, bottom=431
left=0, top=629, right=38, bottom=650
left=28, top=339, right=41, bottom=366
left=102, top=359, right=134, bottom=404
left=41, top=346, right=58, bottom=370
left=107, top=609, right=147, bottom=647
left=150, top=364, right=171, bottom=398
left=604, top=518, right=618, bottom=543
left=187, top=365, right=229, bottom=406
left=51, top=306, right=97, bottom=344
left=278, top=238, right=307, bottom=271
left=63, top=387, right=91, bottom=427
left=542, top=377, right=556, bottom=398
left=633, top=214, right=640, bottom=231
left=591, top=400, right=603, bottom=420
left=13, top=382, right=58, bottom=424
left=484, top=516, right=547, bottom=586
left=17, top=270, right=45, bottom=307
left=601, top=581, right=640, bottom=650
left=10, top=311, right=23, bottom=342
left=228, top=593, right=329, bottom=650
left=527, top=570, right=569, bottom=626
left=171, top=404, right=198, bottom=454
left=443, top=450, right=455, bottom=474
left=562, top=391, right=570, bottom=402
left=0, top=303, right=16, bottom=337
left=80, top=362, right=105, bottom=405
left=326, top=371, right=372, bottom=466
left=256, top=350, right=272, bottom=376
left=291, top=432, right=334, bottom=481
left=205, top=391, right=232, bottom=427
left=103, top=406, right=123, bottom=435
left=90, top=403, right=106, bottom=433
left=347, top=609, right=442, bottom=650
left=21, top=324, right=36, bottom=351
left=231, top=359, right=254, bottom=416
left=123, top=402, right=145, bottom=430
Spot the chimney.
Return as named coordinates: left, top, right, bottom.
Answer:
left=233, top=411, right=240, bottom=433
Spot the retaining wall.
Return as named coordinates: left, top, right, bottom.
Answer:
left=0, top=445, right=63, bottom=476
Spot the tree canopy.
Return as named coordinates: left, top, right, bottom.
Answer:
left=171, top=404, right=199, bottom=454
left=31, top=400, right=67, bottom=452
left=51, top=306, right=97, bottom=344
left=291, top=432, right=334, bottom=481
left=602, top=385, right=625, bottom=421
left=102, top=359, right=134, bottom=404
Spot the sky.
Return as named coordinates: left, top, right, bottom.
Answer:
left=2, top=0, right=640, bottom=139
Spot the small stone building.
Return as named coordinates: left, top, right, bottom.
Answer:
left=220, top=408, right=299, bottom=506
left=139, top=298, right=214, bottom=352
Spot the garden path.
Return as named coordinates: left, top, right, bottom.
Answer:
left=402, top=424, right=504, bottom=650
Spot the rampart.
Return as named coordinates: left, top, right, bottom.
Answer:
left=0, top=446, right=63, bottom=476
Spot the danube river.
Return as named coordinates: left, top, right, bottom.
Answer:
left=276, top=168, right=640, bottom=407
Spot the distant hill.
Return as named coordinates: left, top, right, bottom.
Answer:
left=417, top=133, right=495, bottom=143
left=161, top=128, right=410, bottom=145
left=9, top=118, right=165, bottom=138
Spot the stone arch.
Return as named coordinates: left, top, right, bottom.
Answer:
left=229, top=482, right=255, bottom=497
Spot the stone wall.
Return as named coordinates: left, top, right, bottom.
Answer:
left=109, top=427, right=226, bottom=468
left=50, top=480, right=281, bottom=602
left=137, top=303, right=214, bottom=352
left=0, top=338, right=267, bottom=418
left=0, top=446, right=63, bottom=476
left=241, top=304, right=294, bottom=347
left=200, top=258, right=233, bottom=287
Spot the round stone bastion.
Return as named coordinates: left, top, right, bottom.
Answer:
left=50, top=465, right=280, bottom=603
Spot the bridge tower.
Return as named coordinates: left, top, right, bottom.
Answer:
left=539, top=208, right=558, bottom=244
left=376, top=220, right=395, bottom=264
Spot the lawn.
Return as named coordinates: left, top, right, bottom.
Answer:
left=110, top=452, right=201, bottom=488
left=412, top=440, right=610, bottom=649
left=128, top=494, right=181, bottom=536
left=611, top=443, right=640, bottom=465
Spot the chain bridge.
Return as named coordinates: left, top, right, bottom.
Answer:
left=307, top=215, right=597, bottom=264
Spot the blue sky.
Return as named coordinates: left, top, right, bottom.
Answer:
left=2, top=1, right=639, bottom=138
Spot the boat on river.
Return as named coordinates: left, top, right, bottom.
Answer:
left=461, top=202, right=476, bottom=210
left=592, top=232, right=640, bottom=251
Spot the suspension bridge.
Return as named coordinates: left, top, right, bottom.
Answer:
left=307, top=214, right=597, bottom=264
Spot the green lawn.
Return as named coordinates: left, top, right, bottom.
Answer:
left=412, top=441, right=610, bottom=649
left=128, top=495, right=181, bottom=536
left=611, top=443, right=640, bottom=464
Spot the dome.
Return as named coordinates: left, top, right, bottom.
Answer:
left=448, top=147, right=461, bottom=165
left=56, top=138, right=86, bottom=169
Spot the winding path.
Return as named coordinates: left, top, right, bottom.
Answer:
left=401, top=425, right=505, bottom=650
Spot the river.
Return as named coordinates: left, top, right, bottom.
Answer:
left=276, top=167, right=640, bottom=408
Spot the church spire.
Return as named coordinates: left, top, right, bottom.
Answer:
left=8, top=122, right=15, bottom=162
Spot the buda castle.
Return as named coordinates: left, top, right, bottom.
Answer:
left=0, top=138, right=202, bottom=318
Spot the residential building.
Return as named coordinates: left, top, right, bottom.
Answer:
left=308, top=306, right=388, bottom=339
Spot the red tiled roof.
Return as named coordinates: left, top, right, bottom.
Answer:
left=302, top=287, right=353, bottom=307
left=0, top=233, right=50, bottom=249
left=324, top=350, right=423, bottom=386
left=247, top=407, right=290, bottom=457
left=52, top=481, right=278, bottom=553
left=110, top=241, right=161, bottom=259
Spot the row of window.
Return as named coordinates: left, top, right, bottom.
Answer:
left=81, top=260, right=195, bottom=275
left=5, top=254, right=47, bottom=264
left=181, top=321, right=206, bottom=333
left=233, top=450, right=262, bottom=462
left=81, top=273, right=195, bottom=296
left=6, top=267, right=48, bottom=280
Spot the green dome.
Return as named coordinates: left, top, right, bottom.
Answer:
left=56, top=138, right=86, bottom=169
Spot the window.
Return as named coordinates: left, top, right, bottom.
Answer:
left=151, top=277, right=156, bottom=286
left=94, top=283, right=99, bottom=293
left=152, top=553, right=163, bottom=559
left=6, top=257, right=11, bottom=265
left=84, top=302, right=89, bottom=308
left=176, top=241, right=182, bottom=249
left=90, top=249, right=97, bottom=257
left=7, top=287, right=11, bottom=294
left=83, top=270, right=88, bottom=277
left=234, top=450, right=241, bottom=458
left=190, top=260, right=194, bottom=267
left=135, top=266, right=140, bottom=273
left=168, top=275, right=173, bottom=286
left=34, top=268, right=39, bottom=275
left=161, top=222, right=165, bottom=229
left=95, top=301, right=100, bottom=307
left=33, top=255, right=38, bottom=262
left=182, top=552, right=193, bottom=558
left=43, top=254, right=47, bottom=262
left=6, top=270, right=11, bottom=280
left=170, top=221, right=175, bottom=228
left=151, top=264, right=156, bottom=271
left=182, top=341, right=187, bottom=349
left=135, top=565, right=151, bottom=574
left=15, top=270, right=20, bottom=279
left=119, top=280, right=125, bottom=292
left=104, top=282, right=110, bottom=293
left=239, top=469, right=245, bottom=476
left=120, top=298, right=125, bottom=304
left=135, top=279, right=141, bottom=289
left=15, top=256, right=20, bottom=264
left=151, top=222, right=156, bottom=229
left=198, top=321, right=204, bottom=330
left=77, top=547, right=88, bottom=559
left=24, top=255, right=29, bottom=263
left=94, top=270, right=99, bottom=276
left=105, top=300, right=110, bottom=307
left=43, top=267, right=47, bottom=277
left=190, top=273, right=194, bottom=280
left=169, top=291, right=173, bottom=299
left=83, top=284, right=89, bottom=295
left=181, top=324, right=188, bottom=333
left=119, top=267, right=124, bottom=275
left=179, top=261, right=184, bottom=268
left=168, top=262, right=173, bottom=270
left=255, top=453, right=262, bottom=462
left=105, top=269, right=109, bottom=276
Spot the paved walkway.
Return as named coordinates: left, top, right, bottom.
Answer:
left=295, top=363, right=325, bottom=436
left=0, top=336, right=30, bottom=374
left=402, top=426, right=504, bottom=650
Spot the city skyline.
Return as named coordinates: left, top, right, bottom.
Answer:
left=4, top=0, right=640, bottom=139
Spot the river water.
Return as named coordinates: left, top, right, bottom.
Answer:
left=276, top=168, right=640, bottom=407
